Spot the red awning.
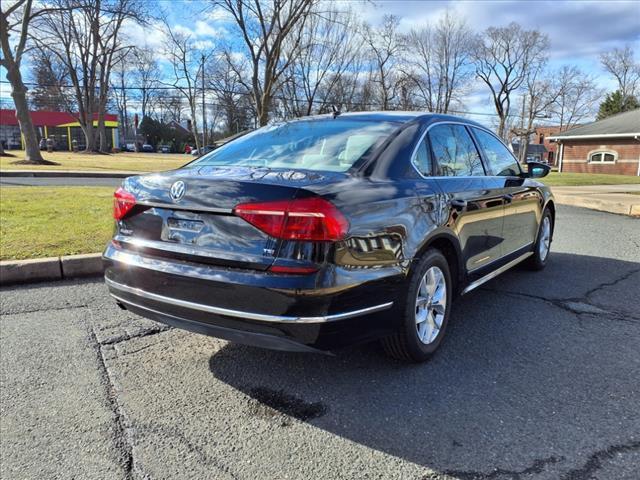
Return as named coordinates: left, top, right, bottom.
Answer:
left=0, top=109, right=118, bottom=127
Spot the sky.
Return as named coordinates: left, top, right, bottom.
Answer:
left=2, top=0, right=639, bottom=128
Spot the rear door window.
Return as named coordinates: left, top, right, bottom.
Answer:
left=428, top=124, right=484, bottom=176
left=412, top=138, right=433, bottom=177
left=471, top=128, right=521, bottom=176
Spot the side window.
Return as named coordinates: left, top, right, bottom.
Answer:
left=472, top=128, right=521, bottom=177
left=412, top=138, right=433, bottom=177
left=428, top=124, right=484, bottom=176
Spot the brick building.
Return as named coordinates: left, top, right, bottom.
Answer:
left=548, top=109, right=640, bottom=176
left=531, top=126, right=568, bottom=165
left=0, top=109, right=119, bottom=151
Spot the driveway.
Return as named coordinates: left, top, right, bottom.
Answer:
left=1, top=206, right=639, bottom=480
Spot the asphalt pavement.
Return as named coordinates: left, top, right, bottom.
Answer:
left=1, top=205, right=639, bottom=480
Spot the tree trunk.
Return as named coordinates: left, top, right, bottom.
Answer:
left=6, top=66, right=46, bottom=163
left=81, top=120, right=97, bottom=152
left=497, top=116, right=506, bottom=140
left=97, top=111, right=108, bottom=152
left=257, top=95, right=269, bottom=127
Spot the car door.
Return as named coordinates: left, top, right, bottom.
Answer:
left=470, top=127, right=543, bottom=257
left=424, top=123, right=506, bottom=274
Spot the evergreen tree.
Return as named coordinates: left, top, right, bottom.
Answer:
left=30, top=53, right=69, bottom=111
left=597, top=90, right=640, bottom=120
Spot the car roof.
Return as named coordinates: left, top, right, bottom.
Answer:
left=291, top=111, right=486, bottom=128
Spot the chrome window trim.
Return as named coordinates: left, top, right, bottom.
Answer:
left=105, top=277, right=394, bottom=324
left=409, top=120, right=495, bottom=180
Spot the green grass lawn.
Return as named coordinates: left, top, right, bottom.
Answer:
left=542, top=172, right=640, bottom=186
left=0, top=186, right=114, bottom=260
left=1, top=151, right=189, bottom=172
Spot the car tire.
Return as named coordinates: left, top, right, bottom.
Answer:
left=381, top=248, right=452, bottom=362
left=526, top=208, right=553, bottom=271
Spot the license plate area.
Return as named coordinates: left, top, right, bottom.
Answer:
left=166, top=215, right=204, bottom=244
left=167, top=217, right=204, bottom=232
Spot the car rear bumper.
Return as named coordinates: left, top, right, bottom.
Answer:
left=103, top=243, right=404, bottom=351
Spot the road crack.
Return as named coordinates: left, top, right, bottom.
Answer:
left=560, top=440, right=640, bottom=480
left=99, top=324, right=172, bottom=347
left=483, top=267, right=640, bottom=323
left=0, top=303, right=88, bottom=316
left=442, top=455, right=563, bottom=480
left=87, top=325, right=136, bottom=480
left=582, top=267, right=640, bottom=299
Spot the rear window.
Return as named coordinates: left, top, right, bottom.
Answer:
left=190, top=119, right=399, bottom=172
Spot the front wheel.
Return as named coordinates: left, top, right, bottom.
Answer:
left=381, top=249, right=452, bottom=362
left=526, top=208, right=553, bottom=270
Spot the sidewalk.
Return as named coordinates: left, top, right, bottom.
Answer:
left=551, top=184, right=640, bottom=216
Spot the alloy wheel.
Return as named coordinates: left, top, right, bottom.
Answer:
left=539, top=216, right=551, bottom=261
left=415, top=266, right=447, bottom=345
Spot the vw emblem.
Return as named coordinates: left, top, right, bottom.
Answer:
left=170, top=181, right=186, bottom=201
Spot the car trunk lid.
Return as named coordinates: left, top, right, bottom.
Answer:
left=116, top=166, right=346, bottom=270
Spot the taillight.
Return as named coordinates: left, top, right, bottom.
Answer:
left=234, top=197, right=349, bottom=241
left=113, top=187, right=136, bottom=220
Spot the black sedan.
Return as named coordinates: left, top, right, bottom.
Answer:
left=104, top=112, right=554, bottom=362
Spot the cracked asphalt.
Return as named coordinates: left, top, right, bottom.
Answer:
left=1, top=205, right=639, bottom=480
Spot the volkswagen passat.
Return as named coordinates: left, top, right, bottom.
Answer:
left=104, top=112, right=554, bottom=362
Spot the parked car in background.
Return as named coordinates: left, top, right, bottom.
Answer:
left=141, top=144, right=154, bottom=152
left=105, top=112, right=554, bottom=362
left=191, top=145, right=216, bottom=156
left=160, top=145, right=172, bottom=154
left=120, top=143, right=136, bottom=152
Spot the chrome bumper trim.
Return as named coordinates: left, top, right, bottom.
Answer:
left=105, top=277, right=393, bottom=324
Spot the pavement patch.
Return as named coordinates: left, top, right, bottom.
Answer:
left=248, top=386, right=328, bottom=424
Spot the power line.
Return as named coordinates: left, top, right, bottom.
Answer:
left=1, top=80, right=568, bottom=126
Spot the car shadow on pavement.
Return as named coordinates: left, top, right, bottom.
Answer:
left=208, top=252, right=640, bottom=477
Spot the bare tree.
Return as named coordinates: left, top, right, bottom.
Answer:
left=32, top=0, right=142, bottom=152
left=213, top=0, right=318, bottom=126
left=474, top=22, right=549, bottom=139
left=362, top=15, right=403, bottom=110
left=406, top=11, right=474, bottom=113
left=551, top=66, right=602, bottom=129
left=600, top=45, right=640, bottom=102
left=132, top=46, right=161, bottom=119
left=209, top=57, right=254, bottom=134
left=156, top=90, right=186, bottom=124
left=283, top=7, right=362, bottom=116
left=0, top=0, right=59, bottom=162
left=511, top=55, right=559, bottom=163
left=110, top=54, right=132, bottom=145
left=161, top=19, right=211, bottom=151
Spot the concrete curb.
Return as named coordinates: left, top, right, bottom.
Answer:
left=0, top=170, right=135, bottom=178
left=0, top=253, right=104, bottom=286
left=554, top=194, right=640, bottom=217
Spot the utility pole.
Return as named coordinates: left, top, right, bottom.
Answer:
left=201, top=54, right=207, bottom=147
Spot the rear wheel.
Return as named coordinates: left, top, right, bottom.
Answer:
left=526, top=208, right=553, bottom=270
left=382, top=249, right=452, bottom=362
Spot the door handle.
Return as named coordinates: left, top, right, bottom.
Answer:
left=503, top=194, right=514, bottom=203
left=450, top=199, right=467, bottom=210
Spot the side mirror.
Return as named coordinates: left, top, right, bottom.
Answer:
left=527, top=161, right=551, bottom=179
